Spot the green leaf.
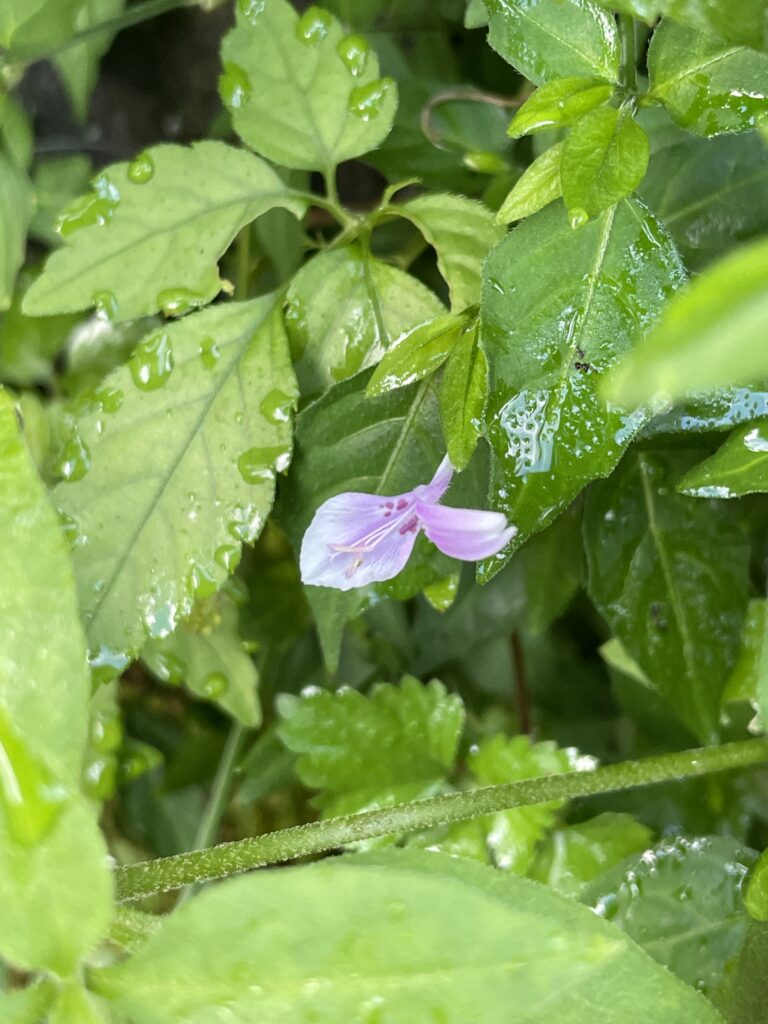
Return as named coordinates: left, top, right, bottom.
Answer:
left=605, top=236, right=768, bottom=406
left=49, top=984, right=108, bottom=1024
left=367, top=311, right=470, bottom=397
left=0, top=0, right=82, bottom=54
left=30, top=155, right=92, bottom=246
left=582, top=835, right=757, bottom=995
left=495, top=142, right=563, bottom=224
left=638, top=110, right=768, bottom=270
left=220, top=0, right=397, bottom=172
left=143, top=591, right=260, bottom=727
left=93, top=851, right=724, bottom=1023
left=723, top=921, right=768, bottom=1024
left=723, top=599, right=768, bottom=729
left=584, top=450, right=750, bottom=741
left=561, top=107, right=650, bottom=220
left=0, top=151, right=33, bottom=312
left=484, top=0, right=621, bottom=85
left=0, top=391, right=112, bottom=973
left=593, top=0, right=768, bottom=50
left=0, top=984, right=55, bottom=1024
left=23, top=141, right=305, bottom=321
left=678, top=422, right=768, bottom=498
left=286, top=245, right=444, bottom=398
left=0, top=270, right=80, bottom=388
left=641, top=386, right=768, bottom=441
left=481, top=198, right=685, bottom=575
left=746, top=849, right=768, bottom=921
left=53, top=296, right=297, bottom=665
left=390, top=193, right=505, bottom=310
left=465, top=0, right=488, bottom=28
left=440, top=320, right=488, bottom=469
left=648, top=19, right=768, bottom=138
left=278, top=676, right=464, bottom=816
left=508, top=77, right=614, bottom=137
left=54, top=0, right=126, bottom=122
left=521, top=502, right=585, bottom=635
left=530, top=813, right=653, bottom=897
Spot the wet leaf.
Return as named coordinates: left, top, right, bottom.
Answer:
left=0, top=270, right=79, bottom=388
left=220, top=0, right=396, bottom=171
left=23, top=142, right=305, bottom=321
left=53, top=0, right=126, bottom=122
left=593, top=0, right=768, bottom=50
left=0, top=152, right=33, bottom=312
left=53, top=297, right=297, bottom=663
left=285, top=244, right=444, bottom=399
left=480, top=198, right=685, bottom=577
left=508, top=77, right=614, bottom=137
left=440, top=320, right=488, bottom=469
left=584, top=450, right=750, bottom=741
left=723, top=599, right=768, bottom=730
left=641, top=386, right=768, bottom=440
left=678, top=422, right=768, bottom=498
left=496, top=142, right=563, bottom=224
left=30, top=155, right=92, bottom=246
left=367, top=312, right=469, bottom=396
left=0, top=391, right=112, bottom=974
left=484, top=0, right=620, bottom=85
left=93, top=851, right=724, bottom=1023
left=582, top=835, right=757, bottom=995
left=648, top=19, right=768, bottom=138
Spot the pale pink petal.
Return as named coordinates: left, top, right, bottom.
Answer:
left=300, top=491, right=420, bottom=591
left=415, top=455, right=454, bottom=504
left=416, top=500, right=517, bottom=561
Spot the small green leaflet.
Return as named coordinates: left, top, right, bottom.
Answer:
left=366, top=312, right=470, bottom=397
left=0, top=108, right=34, bottom=311
left=0, top=391, right=112, bottom=974
left=584, top=450, right=749, bottom=741
left=723, top=599, right=768, bottom=732
left=605, top=236, right=768, bottom=406
left=23, top=142, right=305, bottom=321
left=53, top=297, right=297, bottom=666
left=496, top=143, right=563, bottom=224
left=561, top=107, right=650, bottom=221
left=220, top=0, right=397, bottom=172
left=746, top=849, right=768, bottom=922
left=285, top=244, right=444, bottom=398
left=508, top=77, right=614, bottom=137
left=648, top=20, right=768, bottom=138
left=678, top=422, right=768, bottom=498
left=440, top=320, right=488, bottom=470
left=484, top=0, right=620, bottom=86
left=480, top=197, right=685, bottom=578
left=54, top=0, right=127, bottom=123
left=92, top=852, right=724, bottom=1023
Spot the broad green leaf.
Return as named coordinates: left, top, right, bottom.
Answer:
left=54, top=0, right=126, bottom=121
left=605, top=236, right=768, bottom=406
left=638, top=110, right=768, bottom=270
left=582, top=835, right=756, bottom=995
left=93, top=851, right=723, bottom=1023
left=530, top=813, right=653, bottom=897
left=0, top=0, right=82, bottom=53
left=367, top=312, right=469, bottom=396
left=723, top=599, right=768, bottom=729
left=723, top=921, right=768, bottom=1024
left=390, top=193, right=505, bottom=310
left=584, top=450, right=749, bottom=741
left=508, top=77, right=614, bottom=137
left=521, top=502, right=584, bottom=635
left=53, top=297, right=297, bottom=664
left=746, top=849, right=768, bottom=921
left=30, top=155, right=92, bottom=246
left=0, top=150, right=33, bottom=311
left=220, top=0, right=397, bottom=172
left=648, top=20, right=768, bottom=138
left=484, top=0, right=620, bottom=85
left=143, top=591, right=260, bottom=727
left=0, top=270, right=79, bottom=388
left=593, top=0, right=768, bottom=50
left=278, top=676, right=464, bottom=815
left=480, top=198, right=685, bottom=576
left=440, top=320, right=488, bottom=469
left=0, top=391, right=112, bottom=974
left=0, top=984, right=55, bottom=1024
left=23, top=142, right=305, bottom=321
left=495, top=142, right=563, bottom=223
left=678, top=422, right=768, bottom=498
left=286, top=245, right=444, bottom=398
left=641, top=386, right=768, bottom=440
left=561, top=107, right=650, bottom=220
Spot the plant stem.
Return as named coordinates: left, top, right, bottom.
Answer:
left=619, top=13, right=638, bottom=93
left=107, top=907, right=162, bottom=953
left=115, top=737, right=768, bottom=901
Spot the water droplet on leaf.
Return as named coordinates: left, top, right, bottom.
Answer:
left=238, top=0, right=265, bottom=21
left=214, top=544, right=242, bottom=573
left=259, top=388, right=295, bottom=425
left=220, top=62, right=252, bottom=109
left=200, top=671, right=229, bottom=699
left=336, top=34, right=369, bottom=76
left=199, top=336, right=221, bottom=369
left=296, top=6, right=333, bottom=44
left=92, top=290, right=118, bottom=321
left=130, top=330, right=174, bottom=391
left=157, top=287, right=204, bottom=318
left=237, top=445, right=290, bottom=483
left=56, top=430, right=91, bottom=482
left=569, top=208, right=589, bottom=230
left=0, top=706, right=68, bottom=845
left=127, top=151, right=155, bottom=184
left=348, top=78, right=393, bottom=121
left=187, top=560, right=218, bottom=600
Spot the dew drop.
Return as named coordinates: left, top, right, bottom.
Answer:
left=150, top=651, right=187, bottom=685
left=129, top=329, right=174, bottom=391
left=56, top=187, right=119, bottom=237
left=569, top=207, right=589, bottom=230
left=83, top=755, right=117, bottom=800
left=187, top=559, right=218, bottom=600
left=336, top=34, right=369, bottom=76
left=119, top=750, right=151, bottom=783
left=94, top=385, right=124, bottom=414
left=348, top=78, right=393, bottom=121
left=0, top=706, right=68, bottom=845
left=90, top=713, right=123, bottom=754
left=92, top=290, right=118, bottom=321
left=295, top=6, right=333, bottom=44
left=259, top=387, right=295, bottom=425
left=56, top=430, right=92, bottom=482
left=214, top=543, right=242, bottom=573
left=157, top=287, right=204, bottom=318
left=237, top=445, right=291, bottom=483
left=199, top=336, right=221, bottom=369
left=220, top=62, right=252, bottom=109
left=89, top=645, right=131, bottom=686
left=238, top=0, right=265, bottom=20
left=200, top=672, right=229, bottom=699
left=462, top=150, right=508, bottom=175
left=127, top=150, right=155, bottom=184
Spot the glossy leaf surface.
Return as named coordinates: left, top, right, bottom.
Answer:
left=508, top=77, right=614, bottom=137
left=593, top=0, right=768, bottom=49
left=678, top=422, right=768, bottom=498
left=366, top=312, right=469, bottom=396
left=496, top=143, right=563, bottom=224
left=440, top=320, right=488, bottom=470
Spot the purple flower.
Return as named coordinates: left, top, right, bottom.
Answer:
left=300, top=456, right=517, bottom=591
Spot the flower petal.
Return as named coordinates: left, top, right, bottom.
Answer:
left=300, top=491, right=420, bottom=591
left=415, top=455, right=454, bottom=504
left=416, top=501, right=517, bottom=561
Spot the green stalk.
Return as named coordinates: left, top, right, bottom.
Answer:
left=619, top=13, right=638, bottom=93
left=116, top=737, right=768, bottom=901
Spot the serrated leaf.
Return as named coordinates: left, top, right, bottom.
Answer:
left=285, top=244, right=444, bottom=399
left=54, top=0, right=126, bottom=122
left=480, top=198, right=685, bottom=577
left=278, top=676, right=464, bottom=815
left=391, top=193, right=505, bottom=310
left=508, top=77, right=614, bottom=137
left=0, top=391, right=112, bottom=974
left=496, top=142, right=563, bottom=223
left=367, top=312, right=469, bottom=396
left=584, top=450, right=749, bottom=741
left=484, top=0, right=620, bottom=85
left=605, top=236, right=768, bottom=406
left=648, top=19, right=768, bottom=138
left=53, top=297, right=297, bottom=664
left=582, top=835, right=756, bottom=995
left=93, top=851, right=723, bottom=1024
left=561, top=107, right=650, bottom=220
left=220, top=0, right=397, bottom=172
left=440, top=320, right=488, bottom=469
left=144, top=591, right=260, bottom=727
left=23, top=142, right=305, bottom=321
left=678, top=422, right=768, bottom=498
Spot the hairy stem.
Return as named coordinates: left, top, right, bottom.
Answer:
left=116, top=738, right=768, bottom=901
